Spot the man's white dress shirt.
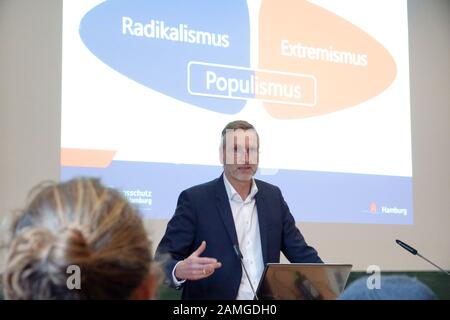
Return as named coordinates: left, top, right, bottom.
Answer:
left=223, top=174, right=265, bottom=300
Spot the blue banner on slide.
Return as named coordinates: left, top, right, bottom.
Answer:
left=61, top=161, right=413, bottom=225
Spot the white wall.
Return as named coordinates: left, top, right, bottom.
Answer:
left=0, top=0, right=61, bottom=268
left=1, top=0, right=449, bottom=272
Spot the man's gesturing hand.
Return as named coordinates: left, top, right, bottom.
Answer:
left=175, top=241, right=222, bottom=281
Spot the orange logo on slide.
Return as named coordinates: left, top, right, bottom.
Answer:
left=370, top=202, right=378, bottom=214
left=258, top=0, right=397, bottom=119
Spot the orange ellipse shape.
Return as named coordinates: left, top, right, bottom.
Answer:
left=258, top=0, right=397, bottom=119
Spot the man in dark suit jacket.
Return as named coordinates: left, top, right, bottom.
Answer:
left=156, top=120, right=322, bottom=300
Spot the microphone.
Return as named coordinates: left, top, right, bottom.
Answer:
left=233, top=244, right=259, bottom=300
left=396, top=239, right=449, bottom=276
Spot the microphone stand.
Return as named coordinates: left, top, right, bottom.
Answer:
left=233, top=245, right=259, bottom=300
left=396, top=239, right=450, bottom=275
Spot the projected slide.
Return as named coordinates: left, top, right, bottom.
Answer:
left=61, top=0, right=412, bottom=224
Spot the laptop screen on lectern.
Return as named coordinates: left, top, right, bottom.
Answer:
left=256, top=263, right=353, bottom=300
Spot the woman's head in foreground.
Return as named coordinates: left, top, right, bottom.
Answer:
left=3, top=177, right=158, bottom=299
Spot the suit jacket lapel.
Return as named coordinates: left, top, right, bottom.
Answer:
left=215, top=175, right=239, bottom=247
left=255, top=181, right=269, bottom=264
